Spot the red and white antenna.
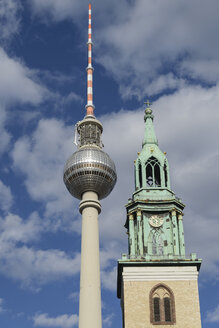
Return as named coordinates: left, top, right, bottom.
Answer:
left=86, top=3, right=94, bottom=116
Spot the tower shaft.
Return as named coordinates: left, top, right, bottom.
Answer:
left=79, top=191, right=102, bottom=328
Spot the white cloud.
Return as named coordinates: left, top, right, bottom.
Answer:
left=145, top=74, right=185, bottom=98
left=103, top=313, right=114, bottom=328
left=11, top=119, right=71, bottom=200
left=0, top=0, right=21, bottom=41
left=0, top=212, right=41, bottom=244
left=29, top=0, right=84, bottom=22
left=181, top=59, right=219, bottom=83
left=95, top=0, right=219, bottom=98
left=11, top=118, right=77, bottom=230
left=9, top=109, right=40, bottom=124
left=0, top=180, right=13, bottom=212
left=33, top=313, right=78, bottom=328
left=101, top=266, right=117, bottom=291
left=0, top=106, right=11, bottom=154
left=0, top=211, right=80, bottom=289
left=52, top=91, right=83, bottom=113
left=0, top=243, right=80, bottom=289
left=0, top=47, right=47, bottom=106
left=100, top=245, right=122, bottom=270
left=61, top=92, right=83, bottom=106
left=206, top=304, right=219, bottom=323
left=26, top=1, right=219, bottom=98
left=29, top=0, right=128, bottom=25
left=153, top=84, right=219, bottom=218
left=184, top=210, right=219, bottom=277
left=0, top=47, right=50, bottom=156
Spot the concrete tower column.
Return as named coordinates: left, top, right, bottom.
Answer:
left=79, top=191, right=102, bottom=328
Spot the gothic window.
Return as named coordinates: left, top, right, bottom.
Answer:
left=164, top=163, right=168, bottom=187
left=150, top=284, right=175, bottom=325
left=146, top=162, right=153, bottom=186
left=164, top=297, right=171, bottom=322
left=153, top=298, right=160, bottom=322
left=146, top=157, right=161, bottom=187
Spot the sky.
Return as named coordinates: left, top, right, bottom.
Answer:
left=0, top=0, right=219, bottom=327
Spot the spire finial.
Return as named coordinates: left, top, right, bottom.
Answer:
left=144, top=99, right=152, bottom=115
left=143, top=98, right=158, bottom=146
left=86, top=3, right=94, bottom=116
left=144, top=99, right=152, bottom=108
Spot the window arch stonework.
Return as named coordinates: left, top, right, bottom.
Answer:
left=150, top=284, right=176, bottom=325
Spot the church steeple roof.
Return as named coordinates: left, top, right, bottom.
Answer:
left=134, top=101, right=171, bottom=195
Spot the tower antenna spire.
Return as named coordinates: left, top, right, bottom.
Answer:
left=86, top=3, right=94, bottom=116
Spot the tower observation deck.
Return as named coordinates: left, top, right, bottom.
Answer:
left=63, top=4, right=117, bottom=328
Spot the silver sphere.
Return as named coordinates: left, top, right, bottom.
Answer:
left=63, top=146, right=117, bottom=200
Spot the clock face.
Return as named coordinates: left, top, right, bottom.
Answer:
left=149, top=215, right=163, bottom=228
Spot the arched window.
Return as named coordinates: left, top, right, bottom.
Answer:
left=153, top=297, right=160, bottom=322
left=146, top=163, right=153, bottom=186
left=164, top=297, right=171, bottom=322
left=146, top=157, right=161, bottom=187
left=150, top=284, right=175, bottom=325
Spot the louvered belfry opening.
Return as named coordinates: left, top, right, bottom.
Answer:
left=146, top=157, right=161, bottom=187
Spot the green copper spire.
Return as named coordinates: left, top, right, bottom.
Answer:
left=142, top=100, right=158, bottom=147
left=135, top=100, right=171, bottom=194
left=123, top=103, right=190, bottom=261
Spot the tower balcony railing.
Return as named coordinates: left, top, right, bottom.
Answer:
left=120, top=253, right=199, bottom=262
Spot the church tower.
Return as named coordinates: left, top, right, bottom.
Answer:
left=117, top=101, right=202, bottom=328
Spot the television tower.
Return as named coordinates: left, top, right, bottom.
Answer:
left=63, top=4, right=117, bottom=328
